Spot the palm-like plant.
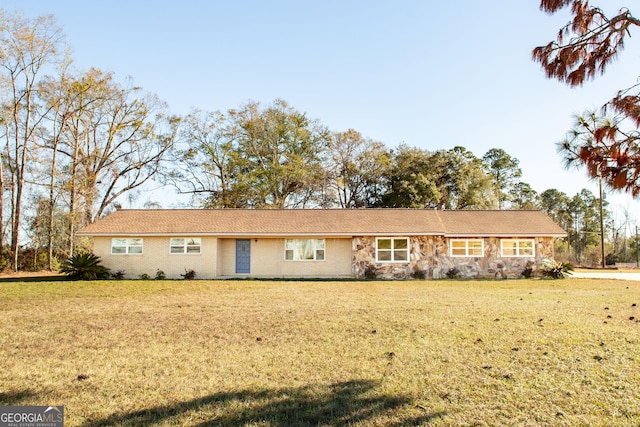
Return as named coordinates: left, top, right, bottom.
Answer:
left=540, top=259, right=574, bottom=279
left=60, top=253, right=110, bottom=280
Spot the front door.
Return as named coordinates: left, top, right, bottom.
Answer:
left=235, top=239, right=251, bottom=274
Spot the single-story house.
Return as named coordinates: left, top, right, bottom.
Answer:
left=76, top=209, right=567, bottom=280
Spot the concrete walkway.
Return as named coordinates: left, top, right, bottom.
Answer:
left=570, top=271, right=640, bottom=281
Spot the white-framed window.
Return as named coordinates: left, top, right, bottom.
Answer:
left=111, top=238, right=143, bottom=255
left=501, top=239, right=535, bottom=257
left=170, top=238, right=202, bottom=254
left=285, top=239, right=325, bottom=261
left=376, top=238, right=409, bottom=262
left=450, top=239, right=484, bottom=257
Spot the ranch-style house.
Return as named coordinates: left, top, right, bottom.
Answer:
left=76, top=209, right=567, bottom=280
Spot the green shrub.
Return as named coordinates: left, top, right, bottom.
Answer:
left=521, top=261, right=535, bottom=279
left=139, top=273, right=152, bottom=280
left=181, top=269, right=196, bottom=280
left=540, top=260, right=573, bottom=279
left=363, top=265, right=377, bottom=280
left=155, top=269, right=166, bottom=280
left=0, top=247, right=11, bottom=271
left=445, top=267, right=460, bottom=279
left=412, top=270, right=426, bottom=280
left=60, top=253, right=110, bottom=280
left=111, top=270, right=125, bottom=280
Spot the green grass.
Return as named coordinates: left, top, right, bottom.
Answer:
left=1, top=279, right=639, bottom=426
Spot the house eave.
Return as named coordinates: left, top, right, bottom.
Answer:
left=444, top=233, right=567, bottom=238
left=78, top=232, right=565, bottom=238
left=76, top=232, right=444, bottom=238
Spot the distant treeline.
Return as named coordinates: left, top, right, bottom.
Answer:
left=1, top=9, right=636, bottom=271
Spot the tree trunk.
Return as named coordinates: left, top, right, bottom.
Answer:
left=10, top=96, right=31, bottom=271
left=47, top=139, right=59, bottom=270
left=0, top=152, right=4, bottom=251
left=68, top=132, right=80, bottom=256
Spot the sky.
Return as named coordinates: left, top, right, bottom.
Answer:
left=5, top=1, right=640, bottom=229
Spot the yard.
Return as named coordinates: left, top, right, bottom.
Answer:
left=0, top=278, right=638, bottom=426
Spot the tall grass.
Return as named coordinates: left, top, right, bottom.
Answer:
left=1, top=279, right=638, bottom=426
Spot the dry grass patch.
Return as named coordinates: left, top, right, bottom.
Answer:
left=1, top=279, right=639, bottom=426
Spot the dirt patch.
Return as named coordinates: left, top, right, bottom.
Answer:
left=0, top=270, right=63, bottom=279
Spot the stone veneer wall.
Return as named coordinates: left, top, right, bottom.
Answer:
left=352, top=236, right=433, bottom=280
left=352, top=236, right=556, bottom=280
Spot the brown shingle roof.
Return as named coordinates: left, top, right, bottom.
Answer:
left=77, top=209, right=566, bottom=237
left=437, top=210, right=566, bottom=236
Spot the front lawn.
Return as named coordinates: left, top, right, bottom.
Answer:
left=1, top=279, right=638, bottom=426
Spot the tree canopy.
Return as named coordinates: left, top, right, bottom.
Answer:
left=533, top=1, right=640, bottom=197
left=0, top=10, right=176, bottom=270
left=1, top=6, right=636, bottom=271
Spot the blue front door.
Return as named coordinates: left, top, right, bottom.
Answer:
left=236, top=239, right=251, bottom=274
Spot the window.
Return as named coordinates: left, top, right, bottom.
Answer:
left=376, top=238, right=409, bottom=262
left=285, top=239, right=325, bottom=261
left=450, top=239, right=484, bottom=257
left=501, top=239, right=535, bottom=257
left=111, top=238, right=143, bottom=254
left=170, top=238, right=202, bottom=254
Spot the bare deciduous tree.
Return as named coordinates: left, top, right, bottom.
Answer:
left=0, top=9, right=66, bottom=270
left=326, top=129, right=390, bottom=208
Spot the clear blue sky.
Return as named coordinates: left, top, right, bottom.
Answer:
left=6, top=1, right=640, bottom=226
